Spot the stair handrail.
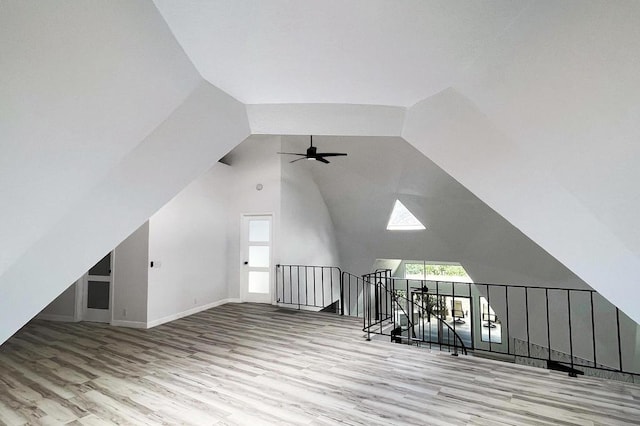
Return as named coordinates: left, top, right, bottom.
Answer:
left=361, top=272, right=467, bottom=355
left=391, top=286, right=468, bottom=355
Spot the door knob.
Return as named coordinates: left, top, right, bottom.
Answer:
left=244, top=261, right=248, bottom=265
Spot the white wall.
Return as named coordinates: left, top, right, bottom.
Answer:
left=402, top=87, right=640, bottom=325
left=147, top=164, right=233, bottom=325
left=37, top=283, right=77, bottom=322
left=308, top=136, right=588, bottom=289
left=218, top=136, right=283, bottom=300
left=280, top=136, right=341, bottom=267
left=113, top=222, right=150, bottom=326
left=0, top=0, right=250, bottom=345
left=0, top=80, right=249, bottom=345
left=0, top=0, right=200, bottom=278
left=277, top=136, right=343, bottom=307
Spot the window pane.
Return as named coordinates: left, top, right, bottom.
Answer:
left=88, top=281, right=110, bottom=309
left=405, top=263, right=424, bottom=279
left=387, top=200, right=425, bottom=230
left=249, top=246, right=269, bottom=268
left=249, top=220, right=270, bottom=242
left=248, top=271, right=269, bottom=294
left=480, top=296, right=502, bottom=343
left=89, top=253, right=111, bottom=276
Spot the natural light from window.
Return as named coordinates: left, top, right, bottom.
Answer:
left=404, top=261, right=473, bottom=283
left=387, top=200, right=425, bottom=230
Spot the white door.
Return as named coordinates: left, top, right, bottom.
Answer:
left=241, top=215, right=273, bottom=303
left=82, top=252, right=113, bottom=323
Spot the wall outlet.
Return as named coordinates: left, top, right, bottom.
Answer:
left=194, top=298, right=197, bottom=305
left=123, top=308, right=127, bottom=318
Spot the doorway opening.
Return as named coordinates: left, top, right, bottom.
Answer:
left=81, top=252, right=113, bottom=323
left=241, top=214, right=273, bottom=304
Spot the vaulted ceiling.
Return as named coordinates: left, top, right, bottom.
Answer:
left=1, top=0, right=639, bottom=343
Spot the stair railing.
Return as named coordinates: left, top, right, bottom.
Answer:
left=275, top=264, right=342, bottom=311
left=276, top=263, right=640, bottom=378
left=362, top=271, right=468, bottom=355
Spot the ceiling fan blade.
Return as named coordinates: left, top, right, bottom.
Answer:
left=284, top=136, right=346, bottom=165
left=290, top=157, right=308, bottom=163
left=315, top=153, right=347, bottom=157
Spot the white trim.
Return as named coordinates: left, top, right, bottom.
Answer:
left=275, top=303, right=323, bottom=313
left=36, top=314, right=76, bottom=322
left=110, top=320, right=147, bottom=329
left=74, top=280, right=83, bottom=321
left=246, top=103, right=406, bottom=137
left=110, top=248, right=116, bottom=324
left=81, top=251, right=114, bottom=323
left=240, top=213, right=274, bottom=304
left=146, top=298, right=241, bottom=329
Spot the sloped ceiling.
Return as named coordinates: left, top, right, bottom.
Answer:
left=0, top=1, right=251, bottom=344
left=169, top=0, right=638, bottom=322
left=2, top=0, right=640, bottom=342
left=153, top=0, right=529, bottom=105
left=0, top=0, right=202, bottom=276
left=300, top=136, right=588, bottom=289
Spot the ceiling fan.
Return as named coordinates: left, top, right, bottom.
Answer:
left=278, top=136, right=347, bottom=164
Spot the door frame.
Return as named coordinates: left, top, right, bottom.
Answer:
left=240, top=213, right=275, bottom=304
left=78, top=252, right=115, bottom=323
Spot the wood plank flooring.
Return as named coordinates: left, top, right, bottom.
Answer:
left=0, top=303, right=639, bottom=425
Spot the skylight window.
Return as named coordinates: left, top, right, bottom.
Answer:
left=387, top=200, right=425, bottom=230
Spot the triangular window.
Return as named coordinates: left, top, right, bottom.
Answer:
left=387, top=200, right=425, bottom=230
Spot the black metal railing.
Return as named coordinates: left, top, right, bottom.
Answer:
left=361, top=270, right=394, bottom=338
left=378, top=277, right=639, bottom=378
left=468, top=281, right=637, bottom=377
left=275, top=263, right=639, bottom=378
left=340, top=272, right=366, bottom=317
left=361, top=271, right=468, bottom=355
left=275, top=265, right=342, bottom=311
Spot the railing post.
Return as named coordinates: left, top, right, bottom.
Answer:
left=304, top=266, right=308, bottom=308
left=567, top=290, right=576, bottom=377
left=616, top=307, right=623, bottom=372
left=590, top=291, right=596, bottom=368
left=321, top=267, right=325, bottom=308
left=379, top=281, right=383, bottom=336
left=340, top=272, right=345, bottom=316
left=525, top=287, right=531, bottom=358
left=289, top=266, right=293, bottom=305
left=366, top=277, right=371, bottom=341
left=374, top=281, right=380, bottom=320
left=545, top=288, right=551, bottom=362
left=487, top=284, right=492, bottom=353
left=300, top=266, right=304, bottom=309
left=406, top=279, right=410, bottom=345
left=452, top=282, right=458, bottom=356
left=505, top=286, right=510, bottom=355
left=275, top=264, right=280, bottom=303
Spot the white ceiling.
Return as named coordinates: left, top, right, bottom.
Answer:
left=153, top=0, right=529, bottom=106
left=3, top=0, right=640, bottom=343
left=283, top=135, right=587, bottom=287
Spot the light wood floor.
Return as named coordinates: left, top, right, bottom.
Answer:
left=0, top=303, right=639, bottom=425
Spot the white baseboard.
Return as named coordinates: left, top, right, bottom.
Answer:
left=110, top=320, right=147, bottom=329
left=276, top=303, right=323, bottom=312
left=36, top=314, right=76, bottom=322
left=146, top=298, right=242, bottom=329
